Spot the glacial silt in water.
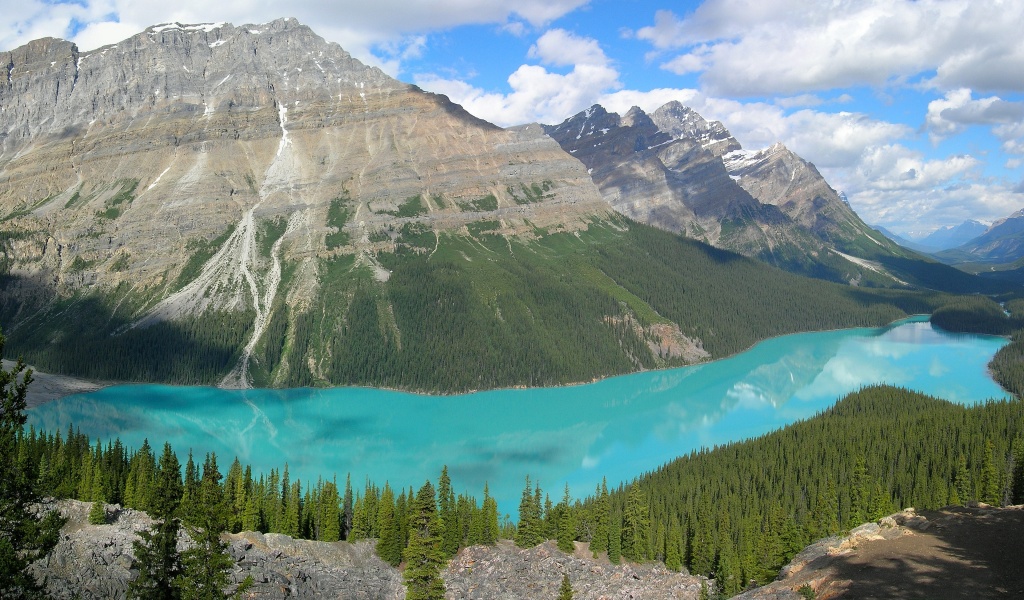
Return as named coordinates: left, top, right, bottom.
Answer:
left=27, top=318, right=1010, bottom=512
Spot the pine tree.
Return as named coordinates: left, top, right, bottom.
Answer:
left=319, top=479, right=341, bottom=542
left=1012, top=437, right=1024, bottom=504
left=481, top=483, right=499, bottom=545
left=376, top=484, right=403, bottom=566
left=556, top=484, right=575, bottom=554
left=0, top=342, right=64, bottom=598
left=716, top=542, right=742, bottom=596
left=129, top=443, right=183, bottom=600
left=621, top=483, right=649, bottom=562
left=848, top=455, right=869, bottom=527
left=175, top=453, right=249, bottom=599
left=438, top=466, right=459, bottom=557
left=342, top=474, right=354, bottom=540
left=591, top=479, right=609, bottom=557
left=283, top=479, right=302, bottom=537
left=980, top=438, right=1001, bottom=505
left=690, top=496, right=716, bottom=576
left=954, top=454, right=971, bottom=505
left=88, top=497, right=107, bottom=525
left=128, top=518, right=182, bottom=600
left=403, top=481, right=446, bottom=600
left=515, top=476, right=543, bottom=548
left=88, top=458, right=107, bottom=525
left=608, top=514, right=621, bottom=564
left=665, top=519, right=683, bottom=572
left=180, top=451, right=201, bottom=526
left=558, top=573, right=573, bottom=600
left=242, top=491, right=262, bottom=533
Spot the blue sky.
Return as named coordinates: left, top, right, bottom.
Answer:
left=3, top=0, right=1023, bottom=235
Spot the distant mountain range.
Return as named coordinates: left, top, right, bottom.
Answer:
left=935, top=210, right=1024, bottom=263
left=876, top=220, right=989, bottom=253
left=919, top=220, right=989, bottom=251
left=0, top=19, right=1011, bottom=390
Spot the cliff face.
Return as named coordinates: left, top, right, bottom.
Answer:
left=545, top=101, right=905, bottom=276
left=0, top=19, right=614, bottom=388
left=0, top=18, right=607, bottom=300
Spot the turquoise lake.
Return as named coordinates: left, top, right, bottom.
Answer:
left=27, top=317, right=1011, bottom=515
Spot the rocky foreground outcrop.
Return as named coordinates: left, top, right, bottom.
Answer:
left=445, top=541, right=705, bottom=599
left=30, top=500, right=708, bottom=599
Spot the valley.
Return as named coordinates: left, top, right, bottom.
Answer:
left=1, top=16, right=1023, bottom=600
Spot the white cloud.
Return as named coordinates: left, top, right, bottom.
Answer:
left=528, top=28, right=607, bottom=67
left=417, top=59, right=620, bottom=126
left=598, top=88, right=702, bottom=116
left=926, top=88, right=1024, bottom=142
left=816, top=143, right=1023, bottom=230
left=636, top=0, right=1024, bottom=96
left=0, top=0, right=592, bottom=73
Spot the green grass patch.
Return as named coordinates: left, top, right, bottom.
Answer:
left=507, top=181, right=553, bottom=205
left=66, top=255, right=94, bottom=273
left=109, top=253, right=131, bottom=272
left=398, top=223, right=435, bottom=250
left=63, top=186, right=87, bottom=210
left=380, top=195, right=428, bottom=218
left=4, top=193, right=58, bottom=221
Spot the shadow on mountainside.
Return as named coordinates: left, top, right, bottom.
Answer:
left=0, top=273, right=253, bottom=386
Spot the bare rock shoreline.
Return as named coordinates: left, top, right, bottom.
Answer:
left=2, top=360, right=104, bottom=408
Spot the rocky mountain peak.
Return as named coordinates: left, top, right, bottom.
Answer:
left=546, top=101, right=904, bottom=282
left=620, top=105, right=652, bottom=128
left=650, top=101, right=740, bottom=156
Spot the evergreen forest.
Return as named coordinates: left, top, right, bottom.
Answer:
left=0, top=217, right=956, bottom=392
left=6, top=378, right=1024, bottom=597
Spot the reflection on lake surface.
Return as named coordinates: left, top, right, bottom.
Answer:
left=27, top=317, right=1010, bottom=514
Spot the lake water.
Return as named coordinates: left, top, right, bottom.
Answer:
left=27, top=317, right=1011, bottom=515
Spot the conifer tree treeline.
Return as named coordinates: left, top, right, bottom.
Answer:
left=9, top=384, right=1024, bottom=598
left=0, top=335, right=64, bottom=598
left=14, top=419, right=501, bottom=597
left=569, top=385, right=1024, bottom=595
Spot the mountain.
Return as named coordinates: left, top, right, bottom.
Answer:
left=544, top=102, right=922, bottom=285
left=874, top=226, right=933, bottom=253
left=937, top=209, right=1024, bottom=265
left=918, top=219, right=988, bottom=251
left=545, top=102, right=1014, bottom=294
left=0, top=20, right=982, bottom=391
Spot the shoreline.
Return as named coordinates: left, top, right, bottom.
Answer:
left=3, top=360, right=107, bottom=409
left=19, top=314, right=941, bottom=407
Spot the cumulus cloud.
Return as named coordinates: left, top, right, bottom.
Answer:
left=635, top=0, right=1024, bottom=96
left=816, top=142, right=1023, bottom=230
left=416, top=60, right=620, bottom=126
left=528, top=28, right=608, bottom=67
left=926, top=88, right=1024, bottom=142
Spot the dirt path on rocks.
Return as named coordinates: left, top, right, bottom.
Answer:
left=822, top=506, right=1024, bottom=599
left=737, top=506, right=1024, bottom=600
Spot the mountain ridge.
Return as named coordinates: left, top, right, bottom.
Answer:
left=543, top=101, right=917, bottom=285
left=0, top=19, right=987, bottom=390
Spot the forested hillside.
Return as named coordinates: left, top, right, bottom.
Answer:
left=3, top=217, right=951, bottom=392
left=576, top=386, right=1024, bottom=596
